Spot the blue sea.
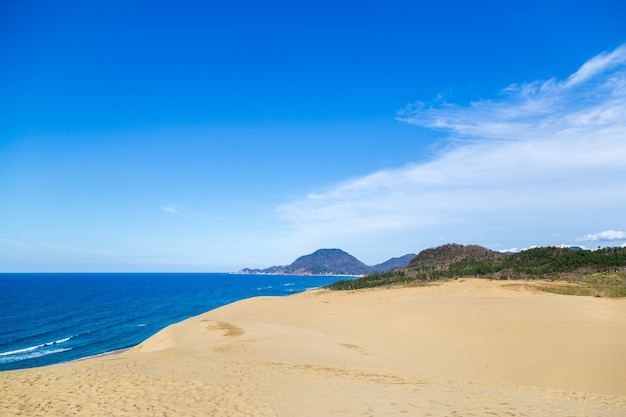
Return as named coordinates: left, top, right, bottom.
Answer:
left=0, top=273, right=344, bottom=372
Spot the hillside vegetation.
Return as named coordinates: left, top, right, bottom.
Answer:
left=326, top=244, right=626, bottom=297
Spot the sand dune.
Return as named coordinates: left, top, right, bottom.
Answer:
left=1, top=278, right=625, bottom=416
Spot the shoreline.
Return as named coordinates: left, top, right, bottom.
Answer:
left=0, top=272, right=340, bottom=372
left=2, top=278, right=625, bottom=416
left=65, top=347, right=130, bottom=365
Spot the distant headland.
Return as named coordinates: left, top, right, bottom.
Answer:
left=236, top=248, right=416, bottom=276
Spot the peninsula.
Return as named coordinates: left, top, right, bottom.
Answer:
left=237, top=248, right=415, bottom=276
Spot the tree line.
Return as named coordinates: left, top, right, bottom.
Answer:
left=326, top=246, right=626, bottom=291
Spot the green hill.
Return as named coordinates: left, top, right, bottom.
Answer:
left=327, top=244, right=626, bottom=297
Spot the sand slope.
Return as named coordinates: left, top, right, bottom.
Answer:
left=2, top=279, right=625, bottom=416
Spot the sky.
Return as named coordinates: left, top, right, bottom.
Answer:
left=1, top=1, right=626, bottom=272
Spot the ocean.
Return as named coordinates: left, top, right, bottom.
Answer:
left=0, top=273, right=343, bottom=372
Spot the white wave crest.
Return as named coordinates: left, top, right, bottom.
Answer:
left=0, top=347, right=72, bottom=364
left=0, top=335, right=75, bottom=358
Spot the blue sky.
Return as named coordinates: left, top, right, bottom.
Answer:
left=1, top=1, right=626, bottom=272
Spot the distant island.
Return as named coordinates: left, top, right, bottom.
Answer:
left=237, top=248, right=416, bottom=276
left=327, top=243, right=626, bottom=297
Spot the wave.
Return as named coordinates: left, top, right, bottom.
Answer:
left=256, top=285, right=273, bottom=290
left=0, top=347, right=72, bottom=364
left=54, top=336, right=73, bottom=344
left=0, top=335, right=75, bottom=360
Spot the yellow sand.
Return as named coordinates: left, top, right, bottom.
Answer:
left=2, top=278, right=626, bottom=416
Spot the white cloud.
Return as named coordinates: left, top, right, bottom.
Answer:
left=276, top=45, right=626, bottom=253
left=0, top=237, right=29, bottom=248
left=564, top=45, right=626, bottom=87
left=580, top=230, right=626, bottom=242
left=35, top=241, right=109, bottom=255
left=397, top=45, right=626, bottom=141
left=162, top=205, right=180, bottom=214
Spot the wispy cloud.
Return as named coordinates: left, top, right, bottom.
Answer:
left=162, top=204, right=180, bottom=214
left=35, top=241, right=110, bottom=255
left=0, top=238, right=110, bottom=255
left=277, top=45, right=626, bottom=252
left=580, top=230, right=626, bottom=242
left=397, top=44, right=626, bottom=141
left=0, top=237, right=30, bottom=248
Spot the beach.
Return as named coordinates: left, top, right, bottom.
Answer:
left=1, top=278, right=625, bottom=416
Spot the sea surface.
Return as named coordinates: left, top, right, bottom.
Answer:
left=0, top=273, right=345, bottom=372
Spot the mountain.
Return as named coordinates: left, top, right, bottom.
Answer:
left=282, top=249, right=372, bottom=275
left=371, top=254, right=417, bottom=272
left=237, top=249, right=415, bottom=276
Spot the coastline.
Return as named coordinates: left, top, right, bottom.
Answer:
left=0, top=272, right=340, bottom=372
left=65, top=348, right=131, bottom=364
left=2, top=278, right=625, bottom=416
